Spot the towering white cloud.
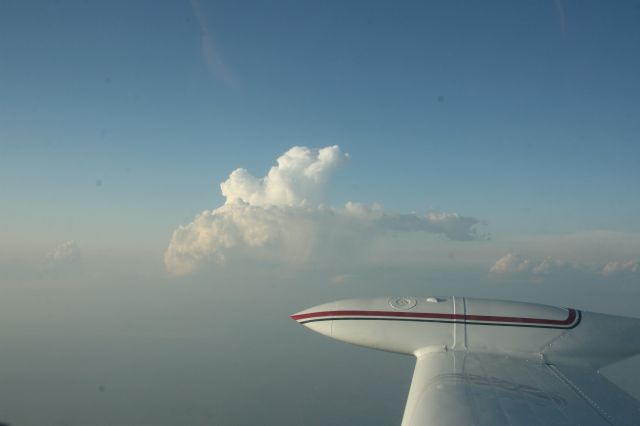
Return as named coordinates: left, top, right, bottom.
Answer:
left=220, top=145, right=346, bottom=207
left=165, top=145, right=482, bottom=276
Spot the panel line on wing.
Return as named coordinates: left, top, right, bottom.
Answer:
left=546, top=364, right=615, bottom=425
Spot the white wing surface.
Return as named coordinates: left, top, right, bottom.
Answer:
left=402, top=351, right=640, bottom=425
left=292, top=296, right=640, bottom=425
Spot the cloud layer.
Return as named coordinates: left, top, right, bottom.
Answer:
left=164, top=146, right=482, bottom=276
left=489, top=253, right=578, bottom=277
left=602, top=260, right=640, bottom=276
left=490, top=252, right=640, bottom=281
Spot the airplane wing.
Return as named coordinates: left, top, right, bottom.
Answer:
left=402, top=351, right=640, bottom=425
left=291, top=296, right=640, bottom=425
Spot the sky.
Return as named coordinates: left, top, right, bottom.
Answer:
left=1, top=0, right=640, bottom=425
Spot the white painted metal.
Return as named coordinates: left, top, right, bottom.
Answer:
left=292, top=296, right=640, bottom=425
left=400, top=351, right=640, bottom=425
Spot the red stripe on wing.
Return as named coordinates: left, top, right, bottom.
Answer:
left=291, top=308, right=577, bottom=326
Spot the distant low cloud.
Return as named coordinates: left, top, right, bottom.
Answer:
left=164, top=145, right=483, bottom=276
left=602, top=260, right=640, bottom=276
left=45, top=240, right=81, bottom=268
left=43, top=240, right=81, bottom=273
left=332, top=274, right=353, bottom=285
left=490, top=254, right=578, bottom=277
left=490, top=252, right=640, bottom=282
left=489, top=253, right=585, bottom=278
left=489, top=253, right=531, bottom=274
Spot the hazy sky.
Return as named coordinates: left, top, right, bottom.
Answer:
left=1, top=1, right=640, bottom=425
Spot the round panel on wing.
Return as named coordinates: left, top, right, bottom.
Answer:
left=389, top=297, right=417, bottom=310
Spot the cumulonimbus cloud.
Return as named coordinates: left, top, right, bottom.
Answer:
left=164, top=145, right=482, bottom=276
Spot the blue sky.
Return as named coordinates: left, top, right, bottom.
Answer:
left=2, top=0, right=640, bottom=252
left=2, top=1, right=640, bottom=424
